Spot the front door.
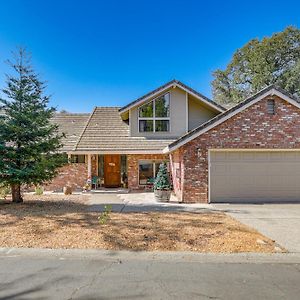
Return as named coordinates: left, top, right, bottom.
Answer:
left=104, top=155, right=121, bottom=187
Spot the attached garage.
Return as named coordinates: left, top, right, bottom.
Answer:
left=209, top=150, right=300, bottom=203
left=167, top=86, right=300, bottom=203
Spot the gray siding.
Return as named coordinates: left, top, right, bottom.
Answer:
left=188, top=96, right=218, bottom=131
left=130, top=87, right=187, bottom=138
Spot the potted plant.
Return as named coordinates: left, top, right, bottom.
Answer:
left=154, top=162, right=172, bottom=202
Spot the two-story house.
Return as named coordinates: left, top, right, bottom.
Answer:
left=49, top=80, right=224, bottom=193
left=49, top=80, right=300, bottom=204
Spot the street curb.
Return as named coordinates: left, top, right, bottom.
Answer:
left=0, top=247, right=300, bottom=263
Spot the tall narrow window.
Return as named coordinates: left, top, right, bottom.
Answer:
left=138, top=93, right=170, bottom=132
left=267, top=99, right=275, bottom=115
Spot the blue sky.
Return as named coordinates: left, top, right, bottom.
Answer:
left=0, top=0, right=299, bottom=112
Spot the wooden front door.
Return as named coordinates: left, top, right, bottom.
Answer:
left=104, top=155, right=121, bottom=187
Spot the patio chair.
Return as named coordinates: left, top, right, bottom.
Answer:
left=91, top=176, right=99, bottom=189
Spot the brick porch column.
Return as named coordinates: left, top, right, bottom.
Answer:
left=87, top=154, right=92, bottom=179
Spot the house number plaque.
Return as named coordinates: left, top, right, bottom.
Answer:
left=109, top=162, right=116, bottom=166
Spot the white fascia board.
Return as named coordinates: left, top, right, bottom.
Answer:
left=120, top=82, right=224, bottom=114
left=66, top=150, right=165, bottom=155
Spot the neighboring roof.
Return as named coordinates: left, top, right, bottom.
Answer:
left=164, top=85, right=300, bottom=153
left=51, top=113, right=90, bottom=151
left=119, top=79, right=226, bottom=114
left=73, top=107, right=174, bottom=152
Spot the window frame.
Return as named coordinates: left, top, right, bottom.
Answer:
left=138, top=160, right=169, bottom=186
left=138, top=93, right=171, bottom=133
left=70, top=154, right=86, bottom=164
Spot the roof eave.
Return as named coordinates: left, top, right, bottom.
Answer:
left=119, top=80, right=225, bottom=114
left=166, top=86, right=300, bottom=153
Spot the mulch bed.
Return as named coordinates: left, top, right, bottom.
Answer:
left=0, top=194, right=284, bottom=252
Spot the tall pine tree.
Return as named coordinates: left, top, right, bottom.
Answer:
left=0, top=48, right=66, bottom=202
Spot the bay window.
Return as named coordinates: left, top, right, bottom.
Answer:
left=138, top=93, right=170, bottom=132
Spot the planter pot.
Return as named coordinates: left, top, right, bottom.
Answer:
left=154, top=189, right=171, bottom=202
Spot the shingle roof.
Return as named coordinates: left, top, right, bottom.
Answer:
left=166, top=85, right=300, bottom=152
left=51, top=113, right=90, bottom=151
left=119, top=79, right=226, bottom=113
left=73, top=107, right=174, bottom=152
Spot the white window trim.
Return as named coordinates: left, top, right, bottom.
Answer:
left=138, top=93, right=171, bottom=133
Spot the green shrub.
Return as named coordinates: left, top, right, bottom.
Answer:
left=35, top=186, right=44, bottom=195
left=98, top=205, right=112, bottom=225
left=0, top=183, right=11, bottom=200
left=154, top=162, right=171, bottom=191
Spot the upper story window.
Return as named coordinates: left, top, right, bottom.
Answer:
left=138, top=93, right=170, bottom=132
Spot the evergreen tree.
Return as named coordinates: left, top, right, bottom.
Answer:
left=154, top=162, right=171, bottom=190
left=0, top=48, right=66, bottom=203
left=212, top=26, right=300, bottom=105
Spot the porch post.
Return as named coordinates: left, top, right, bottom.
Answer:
left=87, top=154, right=92, bottom=179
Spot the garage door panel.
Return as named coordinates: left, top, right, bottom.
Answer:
left=210, top=151, right=300, bottom=203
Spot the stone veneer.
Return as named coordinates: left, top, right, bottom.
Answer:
left=127, top=154, right=169, bottom=190
left=44, top=163, right=88, bottom=191
left=170, top=95, right=300, bottom=203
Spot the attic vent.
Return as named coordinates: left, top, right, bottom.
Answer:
left=267, top=99, right=275, bottom=115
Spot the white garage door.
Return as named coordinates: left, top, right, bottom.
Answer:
left=210, top=151, right=300, bottom=203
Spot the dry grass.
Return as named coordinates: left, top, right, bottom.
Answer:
left=0, top=194, right=283, bottom=252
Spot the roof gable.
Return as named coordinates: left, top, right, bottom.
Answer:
left=119, top=79, right=225, bottom=114
left=164, top=85, right=300, bottom=153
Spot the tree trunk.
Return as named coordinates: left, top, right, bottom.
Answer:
left=11, top=184, right=23, bottom=203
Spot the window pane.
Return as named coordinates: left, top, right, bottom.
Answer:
left=139, top=120, right=153, bottom=132
left=155, top=93, right=170, bottom=117
left=139, top=101, right=153, bottom=117
left=121, top=155, right=128, bottom=185
left=71, top=154, right=85, bottom=163
left=155, top=120, right=169, bottom=132
left=139, top=162, right=154, bottom=185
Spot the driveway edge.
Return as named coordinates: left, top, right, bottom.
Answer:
left=1, top=247, right=300, bottom=263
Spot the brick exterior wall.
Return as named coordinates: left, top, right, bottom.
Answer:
left=170, top=95, right=300, bottom=203
left=44, top=163, right=88, bottom=191
left=169, top=148, right=184, bottom=201
left=127, top=154, right=169, bottom=190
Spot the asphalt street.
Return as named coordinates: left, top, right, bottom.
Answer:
left=0, top=249, right=300, bottom=300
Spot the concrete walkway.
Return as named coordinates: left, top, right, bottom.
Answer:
left=213, top=203, right=300, bottom=253
left=88, top=192, right=214, bottom=213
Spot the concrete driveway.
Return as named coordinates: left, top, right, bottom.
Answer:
left=213, top=204, right=300, bottom=253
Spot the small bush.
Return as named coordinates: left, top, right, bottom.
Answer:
left=98, top=205, right=112, bottom=225
left=0, top=183, right=11, bottom=200
left=154, top=162, right=171, bottom=191
left=35, top=186, right=44, bottom=195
